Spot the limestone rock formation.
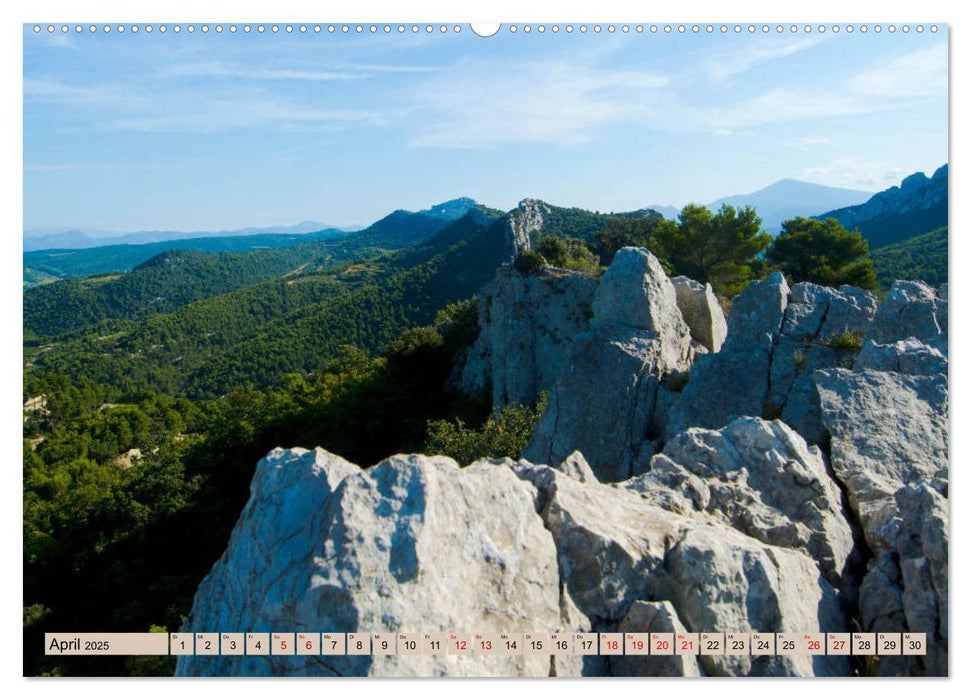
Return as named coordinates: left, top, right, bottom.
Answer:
left=524, top=248, right=693, bottom=481
left=814, top=366, right=948, bottom=676
left=666, top=272, right=790, bottom=438
left=667, top=278, right=877, bottom=445
left=512, top=460, right=849, bottom=677
left=627, top=417, right=854, bottom=587
left=457, top=265, right=596, bottom=408
left=179, top=261, right=948, bottom=678
left=177, top=451, right=574, bottom=677
left=180, top=437, right=855, bottom=677
left=864, top=280, right=947, bottom=353
left=671, top=276, right=727, bottom=352
left=503, top=198, right=550, bottom=259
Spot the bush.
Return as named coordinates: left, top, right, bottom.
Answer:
left=824, top=331, right=865, bottom=353
left=425, top=395, right=547, bottom=465
left=513, top=250, right=548, bottom=277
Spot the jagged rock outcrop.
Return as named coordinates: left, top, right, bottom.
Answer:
left=667, top=278, right=877, bottom=445
left=177, top=450, right=576, bottom=677
left=671, top=276, right=727, bottom=352
left=666, top=272, right=790, bottom=438
left=626, top=417, right=854, bottom=588
left=503, top=199, right=551, bottom=260
left=180, top=438, right=854, bottom=677
left=864, top=280, right=947, bottom=353
left=814, top=365, right=947, bottom=676
left=512, top=459, right=850, bottom=677
left=457, top=265, right=596, bottom=408
left=180, top=261, right=948, bottom=678
left=524, top=248, right=693, bottom=481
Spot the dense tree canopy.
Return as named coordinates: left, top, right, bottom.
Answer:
left=591, top=204, right=771, bottom=296
left=654, top=204, right=772, bottom=296
left=593, top=212, right=669, bottom=265
left=767, top=217, right=878, bottom=290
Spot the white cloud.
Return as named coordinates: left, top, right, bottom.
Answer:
left=848, top=46, right=948, bottom=98
left=409, top=60, right=670, bottom=148
left=794, top=157, right=913, bottom=191
left=161, top=62, right=439, bottom=82
left=702, top=36, right=829, bottom=80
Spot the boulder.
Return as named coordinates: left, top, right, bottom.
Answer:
left=671, top=276, right=728, bottom=352
left=176, top=451, right=571, bottom=677
left=592, top=248, right=692, bottom=364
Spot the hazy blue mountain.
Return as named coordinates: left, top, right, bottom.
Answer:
left=418, top=197, right=479, bottom=220
left=707, top=179, right=873, bottom=233
left=816, top=165, right=948, bottom=249
left=23, top=221, right=349, bottom=252
left=644, top=204, right=681, bottom=220
left=23, top=199, right=483, bottom=286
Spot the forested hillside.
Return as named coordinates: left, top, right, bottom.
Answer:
left=24, top=207, right=459, bottom=338
left=871, top=226, right=948, bottom=288
left=23, top=229, right=346, bottom=286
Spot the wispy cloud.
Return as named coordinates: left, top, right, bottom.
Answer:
left=161, top=61, right=439, bottom=81
left=795, top=157, right=913, bottom=190
left=106, top=99, right=396, bottom=133
left=848, top=46, right=948, bottom=98
left=702, top=36, right=829, bottom=80
left=783, top=136, right=831, bottom=151
left=409, top=60, right=670, bottom=148
left=163, top=62, right=364, bottom=81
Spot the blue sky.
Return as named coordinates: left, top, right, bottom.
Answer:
left=23, top=24, right=948, bottom=232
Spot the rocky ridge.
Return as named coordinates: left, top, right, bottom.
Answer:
left=178, top=247, right=948, bottom=677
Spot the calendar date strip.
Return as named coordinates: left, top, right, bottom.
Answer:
left=46, top=631, right=927, bottom=657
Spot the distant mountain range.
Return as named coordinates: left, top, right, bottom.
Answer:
left=650, top=179, right=874, bottom=233
left=23, top=198, right=485, bottom=252
left=24, top=198, right=482, bottom=286
left=23, top=221, right=350, bottom=252
left=817, top=165, right=948, bottom=249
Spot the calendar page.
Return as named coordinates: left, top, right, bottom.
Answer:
left=22, top=9, right=949, bottom=682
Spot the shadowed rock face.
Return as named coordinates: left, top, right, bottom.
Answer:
left=667, top=278, right=878, bottom=444
left=180, top=266, right=947, bottom=677
left=524, top=248, right=693, bottom=481
left=457, top=265, right=597, bottom=409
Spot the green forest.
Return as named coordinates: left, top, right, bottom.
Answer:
left=22, top=198, right=946, bottom=676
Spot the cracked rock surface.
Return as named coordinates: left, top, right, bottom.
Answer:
left=179, top=268, right=947, bottom=677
